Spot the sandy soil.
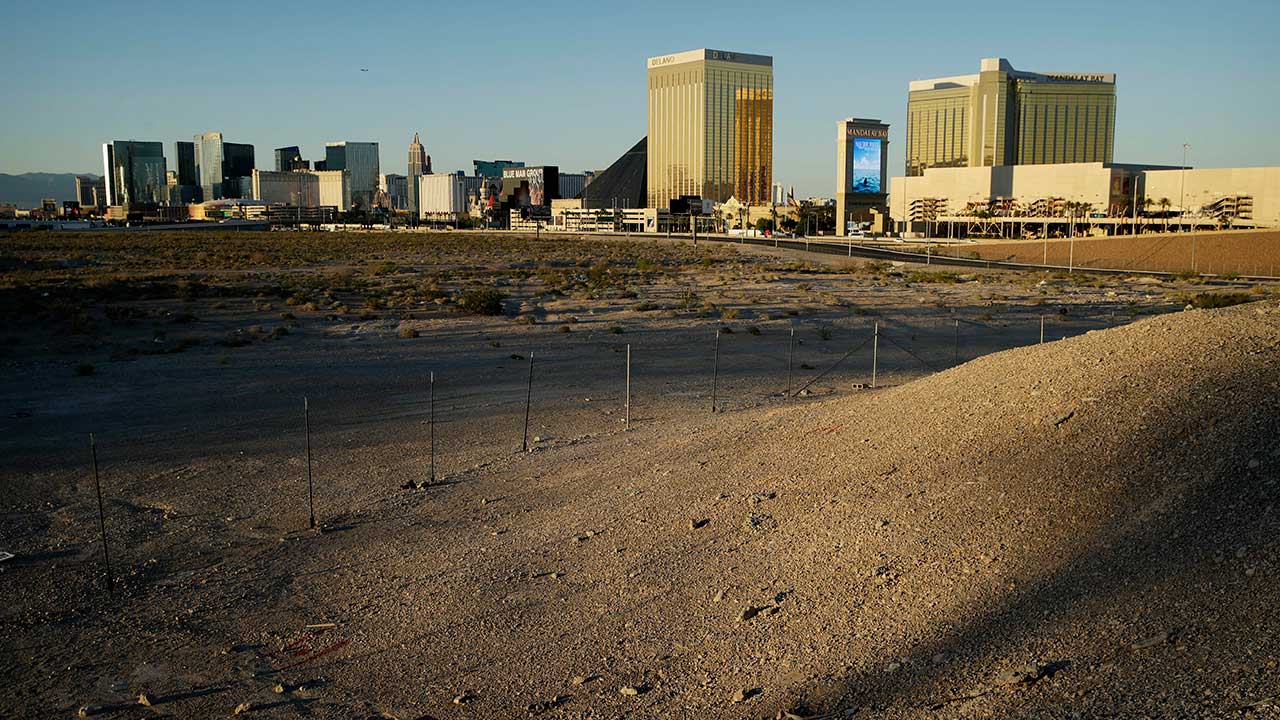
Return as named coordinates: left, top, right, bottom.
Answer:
left=954, top=228, right=1280, bottom=276
left=1, top=233, right=1278, bottom=719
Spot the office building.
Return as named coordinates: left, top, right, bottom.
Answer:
left=274, top=146, right=306, bottom=172
left=324, top=141, right=379, bottom=208
left=407, top=132, right=431, bottom=216
left=906, top=57, right=1116, bottom=177
left=474, top=159, right=523, bottom=179
left=252, top=169, right=320, bottom=206
left=836, top=118, right=890, bottom=235
left=75, top=175, right=106, bottom=210
left=380, top=173, right=408, bottom=210
left=222, top=143, right=255, bottom=198
left=193, top=132, right=226, bottom=200
left=193, top=132, right=256, bottom=200
left=101, top=140, right=167, bottom=206
left=174, top=141, right=197, bottom=186
left=647, top=48, right=773, bottom=207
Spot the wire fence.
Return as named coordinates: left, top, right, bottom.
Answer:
left=24, top=305, right=1134, bottom=597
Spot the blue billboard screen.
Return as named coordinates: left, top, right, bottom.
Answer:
left=850, top=138, right=882, bottom=194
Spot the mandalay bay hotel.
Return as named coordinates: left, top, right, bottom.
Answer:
left=646, top=49, right=774, bottom=208
left=905, top=57, right=1117, bottom=176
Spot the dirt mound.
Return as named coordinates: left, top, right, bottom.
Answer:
left=732, top=300, right=1280, bottom=717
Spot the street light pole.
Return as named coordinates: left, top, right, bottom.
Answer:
left=1182, top=143, right=1195, bottom=272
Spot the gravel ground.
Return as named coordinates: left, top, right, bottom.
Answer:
left=1, top=297, right=1277, bottom=719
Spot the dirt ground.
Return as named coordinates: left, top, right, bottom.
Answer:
left=1, top=232, right=1278, bottom=719
left=951, top=228, right=1280, bottom=276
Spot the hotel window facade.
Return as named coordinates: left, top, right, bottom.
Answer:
left=647, top=49, right=773, bottom=207
left=906, top=58, right=1115, bottom=176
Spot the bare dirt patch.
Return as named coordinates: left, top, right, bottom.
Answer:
left=1, top=232, right=1278, bottom=718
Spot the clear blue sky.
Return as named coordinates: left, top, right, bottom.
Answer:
left=2, top=0, right=1276, bottom=197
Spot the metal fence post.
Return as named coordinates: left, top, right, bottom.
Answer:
left=871, top=322, right=879, bottom=388
left=625, top=344, right=631, bottom=429
left=1040, top=315, right=1045, bottom=344
left=89, top=434, right=113, bottom=594
left=786, top=327, right=795, bottom=398
left=711, top=329, right=721, bottom=413
left=305, top=397, right=315, bottom=529
left=522, top=352, right=535, bottom=452
left=429, top=371, right=436, bottom=483
left=953, top=318, right=959, bottom=364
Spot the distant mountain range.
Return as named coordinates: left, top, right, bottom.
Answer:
left=0, top=173, right=99, bottom=208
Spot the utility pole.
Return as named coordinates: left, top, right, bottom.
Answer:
left=1183, top=143, right=1195, bottom=272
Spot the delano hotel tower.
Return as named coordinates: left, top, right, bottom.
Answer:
left=647, top=48, right=773, bottom=207
left=906, top=58, right=1116, bottom=176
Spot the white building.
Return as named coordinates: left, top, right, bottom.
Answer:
left=419, top=173, right=481, bottom=221
left=315, top=170, right=351, bottom=212
left=888, top=162, right=1146, bottom=226
left=1143, top=166, right=1280, bottom=228
left=252, top=170, right=319, bottom=206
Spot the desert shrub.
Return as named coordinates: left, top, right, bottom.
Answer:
left=558, top=325, right=571, bottom=333
left=676, top=290, right=701, bottom=311
left=1187, top=292, right=1254, bottom=309
left=903, top=271, right=961, bottom=284
left=747, top=325, right=761, bottom=335
left=609, top=325, right=624, bottom=334
left=722, top=308, right=740, bottom=320
left=457, top=288, right=506, bottom=315
left=634, top=301, right=659, bottom=312
left=587, top=265, right=611, bottom=288
left=398, top=326, right=419, bottom=339
left=515, top=314, right=537, bottom=325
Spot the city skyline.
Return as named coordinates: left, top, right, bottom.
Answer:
left=2, top=0, right=1277, bottom=197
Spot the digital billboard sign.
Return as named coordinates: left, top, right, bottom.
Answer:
left=850, top=138, right=882, bottom=194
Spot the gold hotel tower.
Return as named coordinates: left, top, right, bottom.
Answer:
left=646, top=48, right=773, bottom=208
left=906, top=58, right=1116, bottom=176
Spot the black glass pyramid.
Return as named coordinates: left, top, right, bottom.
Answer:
left=579, top=137, right=646, bottom=209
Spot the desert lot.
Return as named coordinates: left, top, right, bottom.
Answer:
left=1, top=231, right=1278, bottom=719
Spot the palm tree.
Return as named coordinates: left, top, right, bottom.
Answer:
left=1158, top=198, right=1171, bottom=232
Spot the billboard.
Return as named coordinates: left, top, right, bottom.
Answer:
left=501, top=166, right=560, bottom=207
left=850, top=138, right=882, bottom=194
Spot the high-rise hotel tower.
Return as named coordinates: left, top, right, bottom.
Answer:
left=906, top=58, right=1116, bottom=176
left=407, top=132, right=431, bottom=216
left=646, top=48, right=773, bottom=207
